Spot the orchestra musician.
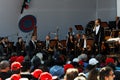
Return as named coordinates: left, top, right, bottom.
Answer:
left=80, top=34, right=88, bottom=53
left=16, top=37, right=26, bottom=56
left=115, top=16, right=120, bottom=29
left=67, top=27, right=75, bottom=39
left=1, top=37, right=8, bottom=53
left=93, top=18, right=105, bottom=54
left=28, top=35, right=37, bottom=59
left=75, top=33, right=82, bottom=56
left=66, top=35, right=75, bottom=60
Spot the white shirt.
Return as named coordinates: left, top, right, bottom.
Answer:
left=32, top=40, right=36, bottom=49
left=95, top=25, right=100, bottom=35
left=83, top=39, right=87, bottom=48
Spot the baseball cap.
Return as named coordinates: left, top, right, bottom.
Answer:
left=16, top=56, right=24, bottom=63
left=10, top=74, right=21, bottom=80
left=64, top=64, right=74, bottom=72
left=89, top=58, right=99, bottom=65
left=105, top=57, right=114, bottom=65
left=39, top=72, right=52, bottom=80
left=49, top=65, right=64, bottom=78
left=72, top=58, right=79, bottom=63
left=78, top=53, right=87, bottom=61
left=31, top=69, right=43, bottom=78
left=11, top=62, right=22, bottom=70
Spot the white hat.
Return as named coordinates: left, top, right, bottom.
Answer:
left=89, top=58, right=99, bottom=65
left=72, top=58, right=79, bottom=62
left=78, top=54, right=87, bottom=61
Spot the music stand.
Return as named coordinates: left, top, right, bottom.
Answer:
left=75, top=25, right=83, bottom=34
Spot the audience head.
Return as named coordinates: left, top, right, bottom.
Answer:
left=10, top=74, right=21, bottom=80
left=64, top=68, right=78, bottom=80
left=99, top=66, right=115, bottom=80
left=49, top=65, right=64, bottom=78
left=0, top=60, right=10, bottom=71
left=31, top=69, right=43, bottom=79
left=64, top=64, right=74, bottom=73
left=74, top=73, right=87, bottom=80
left=11, top=62, right=22, bottom=74
left=87, top=68, right=99, bottom=80
left=39, top=72, right=52, bottom=80
left=105, top=57, right=114, bottom=65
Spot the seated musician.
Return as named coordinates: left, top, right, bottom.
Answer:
left=1, top=37, right=14, bottom=56
left=44, top=35, right=53, bottom=51
left=80, top=34, right=87, bottom=53
left=43, top=35, right=54, bottom=60
left=1, top=37, right=8, bottom=53
left=66, top=35, right=75, bottom=60
left=75, top=33, right=82, bottom=56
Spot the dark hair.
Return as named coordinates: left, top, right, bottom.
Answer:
left=99, top=66, right=113, bottom=80
left=21, top=61, right=31, bottom=72
left=88, top=68, right=99, bottom=80
left=97, top=18, right=101, bottom=24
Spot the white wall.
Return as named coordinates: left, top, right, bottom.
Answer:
left=0, top=0, right=23, bottom=42
left=117, top=0, right=120, bottom=17
left=21, top=0, right=96, bottom=40
left=96, top=0, right=117, bottom=21
left=0, top=0, right=117, bottom=42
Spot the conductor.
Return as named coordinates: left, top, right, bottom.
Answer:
left=93, top=18, right=104, bottom=54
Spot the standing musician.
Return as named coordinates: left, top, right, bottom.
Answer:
left=66, top=35, right=75, bottom=60
left=16, top=37, right=26, bottom=56
left=93, top=18, right=104, bottom=54
left=28, top=35, right=37, bottom=59
left=115, top=16, right=120, bottom=29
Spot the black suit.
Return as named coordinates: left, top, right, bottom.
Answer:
left=116, top=20, right=120, bottom=29
left=93, top=26, right=104, bottom=54
left=28, top=40, right=37, bottom=59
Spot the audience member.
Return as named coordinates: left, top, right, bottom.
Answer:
left=31, top=69, right=42, bottom=80
left=20, top=61, right=32, bottom=80
left=64, top=68, right=78, bottom=80
left=99, top=66, right=115, bottom=80
left=0, top=60, right=12, bottom=80
left=74, top=73, right=87, bottom=80
left=11, top=61, right=22, bottom=74
left=87, top=68, right=99, bottom=80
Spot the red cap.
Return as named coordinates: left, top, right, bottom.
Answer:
left=10, top=56, right=18, bottom=63
left=11, top=62, right=22, bottom=70
left=31, top=69, right=43, bottom=78
left=64, top=64, right=74, bottom=72
left=105, top=58, right=114, bottom=65
left=78, top=60, right=84, bottom=66
left=10, top=74, right=21, bottom=80
left=39, top=72, right=52, bottom=80
left=16, top=56, right=24, bottom=63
